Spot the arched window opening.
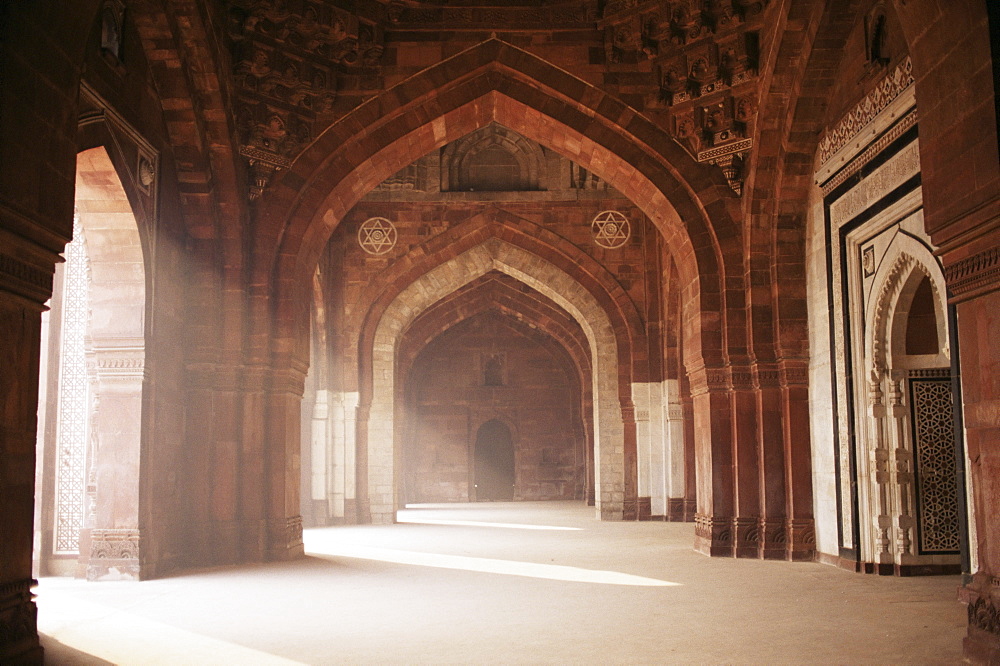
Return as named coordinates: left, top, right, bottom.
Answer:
left=905, top=274, right=939, bottom=356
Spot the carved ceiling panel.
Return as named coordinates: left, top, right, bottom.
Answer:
left=219, top=0, right=386, bottom=199
left=599, top=0, right=769, bottom=194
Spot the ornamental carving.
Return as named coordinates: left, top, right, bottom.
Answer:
left=818, top=57, right=914, bottom=166
left=90, top=529, right=141, bottom=560
left=600, top=0, right=765, bottom=195
left=591, top=211, right=631, bottom=249
left=358, top=217, right=397, bottom=255
left=969, top=597, right=1000, bottom=637
left=221, top=0, right=385, bottom=200
left=944, top=247, right=1000, bottom=301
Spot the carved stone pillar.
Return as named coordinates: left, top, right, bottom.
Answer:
left=0, top=221, right=58, bottom=662
left=754, top=363, right=788, bottom=560
left=691, top=365, right=737, bottom=557
left=78, top=344, right=145, bottom=580
left=265, top=365, right=306, bottom=560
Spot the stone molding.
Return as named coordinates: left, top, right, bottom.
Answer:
left=944, top=246, right=1000, bottom=302
left=689, top=360, right=809, bottom=396
left=821, top=109, right=917, bottom=196
left=817, top=56, right=914, bottom=171
left=0, top=249, right=53, bottom=306
left=829, top=139, right=920, bottom=228
left=696, top=514, right=815, bottom=560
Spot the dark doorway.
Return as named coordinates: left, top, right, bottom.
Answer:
left=474, top=420, right=515, bottom=501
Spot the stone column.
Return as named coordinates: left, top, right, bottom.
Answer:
left=0, top=293, right=47, bottom=663
left=80, top=344, right=145, bottom=580
left=663, top=380, right=687, bottom=522
left=691, top=365, right=737, bottom=557
left=0, top=207, right=63, bottom=663
left=265, top=365, right=306, bottom=560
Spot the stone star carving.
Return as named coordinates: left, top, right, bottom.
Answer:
left=592, top=210, right=630, bottom=249
left=358, top=217, right=397, bottom=255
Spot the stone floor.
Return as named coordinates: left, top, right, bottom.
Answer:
left=38, top=501, right=966, bottom=664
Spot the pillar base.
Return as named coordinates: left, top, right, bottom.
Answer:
left=83, top=528, right=142, bottom=581
left=961, top=574, right=1000, bottom=663
left=267, top=516, right=305, bottom=561
left=0, top=579, right=41, bottom=664
left=694, top=514, right=734, bottom=557
left=695, top=515, right=816, bottom=560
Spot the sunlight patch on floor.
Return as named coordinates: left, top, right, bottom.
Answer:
left=396, top=516, right=583, bottom=530
left=306, top=536, right=680, bottom=587
left=36, top=580, right=304, bottom=666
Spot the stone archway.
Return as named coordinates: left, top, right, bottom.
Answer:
left=34, top=146, right=147, bottom=580
left=363, top=238, right=622, bottom=523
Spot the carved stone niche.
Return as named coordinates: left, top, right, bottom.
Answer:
left=686, top=43, right=721, bottom=97
left=659, top=57, right=691, bottom=106
left=100, top=0, right=126, bottom=65
left=668, top=1, right=707, bottom=45
left=440, top=124, right=546, bottom=192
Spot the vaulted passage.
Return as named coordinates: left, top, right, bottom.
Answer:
left=2, top=1, right=999, bottom=662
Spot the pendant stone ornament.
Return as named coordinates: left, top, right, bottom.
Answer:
left=592, top=210, right=630, bottom=249
left=358, top=217, right=397, bottom=255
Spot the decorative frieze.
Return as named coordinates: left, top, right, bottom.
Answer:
left=821, top=109, right=917, bottom=196
left=818, top=56, right=914, bottom=167
left=829, top=139, right=920, bottom=227
left=391, top=4, right=596, bottom=27
left=944, top=247, right=1000, bottom=301
left=87, top=528, right=141, bottom=580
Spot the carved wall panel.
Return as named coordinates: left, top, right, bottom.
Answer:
left=910, top=378, right=961, bottom=553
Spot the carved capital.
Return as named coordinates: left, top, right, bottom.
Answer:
left=944, top=246, right=1000, bottom=302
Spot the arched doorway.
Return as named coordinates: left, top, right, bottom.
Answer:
left=474, top=420, right=515, bottom=502
left=34, top=146, right=147, bottom=580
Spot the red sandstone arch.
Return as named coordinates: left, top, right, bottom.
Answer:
left=397, top=275, right=596, bottom=502
left=398, top=273, right=593, bottom=388
left=254, top=37, right=746, bottom=375
left=354, top=210, right=643, bottom=399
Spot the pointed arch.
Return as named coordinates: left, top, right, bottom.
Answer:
left=866, top=237, right=949, bottom=376
left=361, top=238, right=623, bottom=523
left=254, top=37, right=745, bottom=374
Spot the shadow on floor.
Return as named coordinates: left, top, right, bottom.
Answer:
left=41, top=633, right=113, bottom=665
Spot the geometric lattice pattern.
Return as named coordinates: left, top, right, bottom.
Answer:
left=911, top=378, right=961, bottom=553
left=591, top=210, right=630, bottom=249
left=53, top=214, right=90, bottom=554
left=358, top=217, right=397, bottom=255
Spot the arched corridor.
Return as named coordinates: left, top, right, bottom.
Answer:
left=2, top=0, right=999, bottom=662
